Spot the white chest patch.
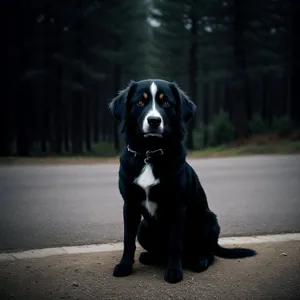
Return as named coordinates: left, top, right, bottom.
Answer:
left=134, top=164, right=160, bottom=216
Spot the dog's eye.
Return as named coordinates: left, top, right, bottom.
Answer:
left=163, top=101, right=170, bottom=107
left=137, top=100, right=144, bottom=106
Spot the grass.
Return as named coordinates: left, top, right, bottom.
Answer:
left=1, top=133, right=300, bottom=166
left=0, top=156, right=120, bottom=165
left=189, top=140, right=300, bottom=158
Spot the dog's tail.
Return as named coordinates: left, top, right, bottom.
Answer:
left=213, top=243, right=257, bottom=259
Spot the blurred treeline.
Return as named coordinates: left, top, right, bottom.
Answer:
left=1, top=0, right=299, bottom=156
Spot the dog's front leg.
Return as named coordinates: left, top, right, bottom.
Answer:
left=113, top=202, right=141, bottom=277
left=164, top=206, right=185, bottom=284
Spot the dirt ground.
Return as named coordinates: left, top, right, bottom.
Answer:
left=1, top=241, right=300, bottom=300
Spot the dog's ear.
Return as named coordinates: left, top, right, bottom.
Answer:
left=169, top=82, right=196, bottom=123
left=108, top=80, right=137, bottom=122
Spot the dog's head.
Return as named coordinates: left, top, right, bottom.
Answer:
left=109, top=79, right=196, bottom=141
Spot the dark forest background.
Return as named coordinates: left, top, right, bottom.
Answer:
left=1, top=0, right=300, bottom=157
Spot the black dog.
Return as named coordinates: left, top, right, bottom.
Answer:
left=109, top=79, right=256, bottom=284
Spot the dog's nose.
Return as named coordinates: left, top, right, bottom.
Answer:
left=147, top=116, right=162, bottom=128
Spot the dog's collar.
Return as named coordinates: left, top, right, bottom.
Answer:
left=127, top=145, right=164, bottom=164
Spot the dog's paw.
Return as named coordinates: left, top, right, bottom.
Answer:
left=164, top=268, right=183, bottom=284
left=189, top=255, right=214, bottom=273
left=139, top=252, right=156, bottom=265
left=113, top=263, right=133, bottom=277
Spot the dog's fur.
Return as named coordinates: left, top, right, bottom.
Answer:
left=109, top=79, right=256, bottom=284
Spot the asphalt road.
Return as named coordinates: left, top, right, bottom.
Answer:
left=0, top=155, right=300, bottom=252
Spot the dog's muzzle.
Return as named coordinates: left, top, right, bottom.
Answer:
left=144, top=116, right=163, bottom=138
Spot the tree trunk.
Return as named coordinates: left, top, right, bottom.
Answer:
left=262, top=74, right=271, bottom=127
left=16, top=83, right=32, bottom=156
left=101, top=82, right=109, bottom=141
left=202, top=82, right=209, bottom=147
left=113, top=63, right=122, bottom=152
left=186, top=9, right=198, bottom=150
left=284, top=67, right=292, bottom=117
left=93, top=88, right=99, bottom=144
left=85, top=94, right=92, bottom=152
left=54, top=26, right=63, bottom=155
left=71, top=93, right=83, bottom=155
left=112, top=33, right=122, bottom=153
left=224, top=80, right=231, bottom=119
left=232, top=0, right=248, bottom=139
left=202, top=62, right=210, bottom=147
left=63, top=97, right=70, bottom=153
left=290, top=0, right=300, bottom=124
left=0, top=101, right=13, bottom=156
left=54, top=76, right=63, bottom=154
